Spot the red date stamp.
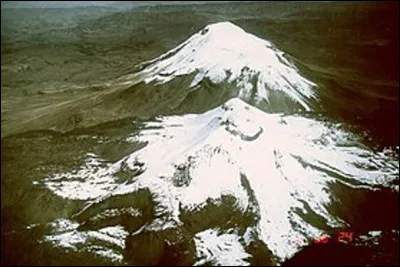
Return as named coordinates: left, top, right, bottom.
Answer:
left=313, top=233, right=330, bottom=244
left=336, top=231, right=353, bottom=243
left=294, top=231, right=354, bottom=248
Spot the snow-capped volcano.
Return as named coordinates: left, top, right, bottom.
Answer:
left=124, top=22, right=317, bottom=111
left=38, top=98, right=398, bottom=265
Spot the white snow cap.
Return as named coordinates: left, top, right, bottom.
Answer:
left=134, top=21, right=317, bottom=110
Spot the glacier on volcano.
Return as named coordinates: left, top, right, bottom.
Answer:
left=122, top=21, right=317, bottom=111
left=41, top=98, right=398, bottom=264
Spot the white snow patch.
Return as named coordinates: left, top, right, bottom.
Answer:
left=194, top=229, right=251, bottom=266
left=41, top=153, right=121, bottom=200
left=45, top=219, right=128, bottom=263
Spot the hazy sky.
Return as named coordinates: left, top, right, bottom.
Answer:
left=0, top=1, right=243, bottom=9
left=1, top=1, right=116, bottom=8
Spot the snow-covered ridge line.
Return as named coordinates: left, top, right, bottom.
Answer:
left=127, top=21, right=317, bottom=111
